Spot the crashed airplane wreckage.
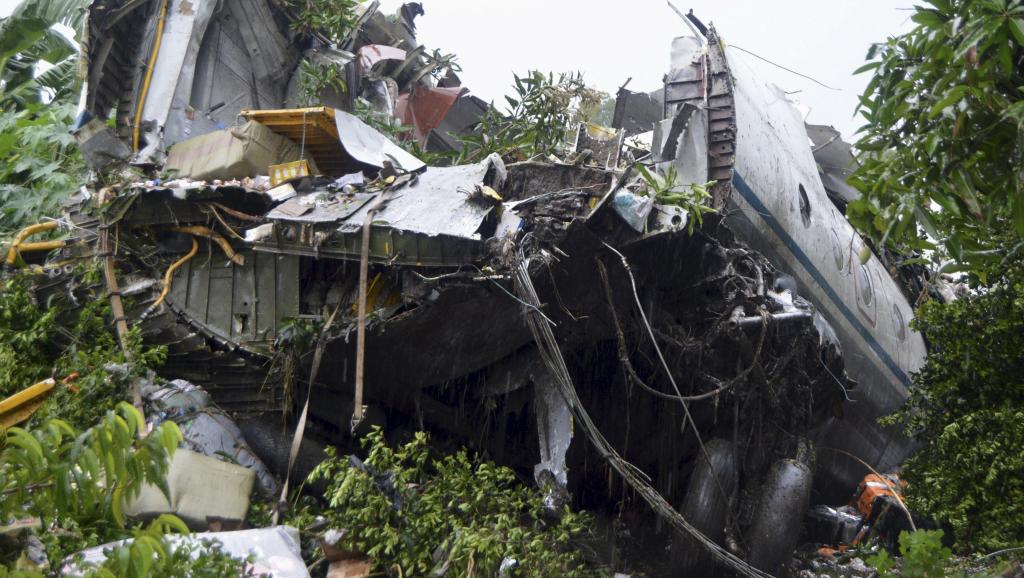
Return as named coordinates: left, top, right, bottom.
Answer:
left=12, top=1, right=927, bottom=575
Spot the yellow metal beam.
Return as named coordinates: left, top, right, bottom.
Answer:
left=0, top=379, right=55, bottom=428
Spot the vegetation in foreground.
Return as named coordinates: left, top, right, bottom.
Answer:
left=853, top=0, right=1024, bottom=572
left=305, top=428, right=593, bottom=577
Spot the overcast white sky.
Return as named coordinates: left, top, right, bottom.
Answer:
left=1, top=0, right=915, bottom=137
left=377, top=0, right=916, bottom=138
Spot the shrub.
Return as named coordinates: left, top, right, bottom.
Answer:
left=308, top=428, right=594, bottom=577
left=886, top=282, right=1024, bottom=552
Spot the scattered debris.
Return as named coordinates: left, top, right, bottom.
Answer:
left=142, top=378, right=279, bottom=496
left=68, top=526, right=309, bottom=577
left=125, top=449, right=255, bottom=530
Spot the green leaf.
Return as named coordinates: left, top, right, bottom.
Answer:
left=853, top=61, right=881, bottom=75
left=111, top=484, right=125, bottom=527
left=1009, top=18, right=1024, bottom=45
left=912, top=9, right=946, bottom=28
left=914, top=204, right=941, bottom=240
left=928, top=85, right=969, bottom=118
left=1013, top=194, right=1024, bottom=237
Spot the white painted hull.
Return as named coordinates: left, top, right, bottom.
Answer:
left=723, top=46, right=926, bottom=491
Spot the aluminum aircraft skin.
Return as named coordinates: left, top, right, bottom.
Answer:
left=651, top=29, right=927, bottom=491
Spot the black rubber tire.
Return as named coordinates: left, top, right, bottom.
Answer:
left=673, top=438, right=737, bottom=576
left=237, top=416, right=328, bottom=487
left=746, top=458, right=813, bottom=575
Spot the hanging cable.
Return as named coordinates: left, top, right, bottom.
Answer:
left=508, top=244, right=772, bottom=578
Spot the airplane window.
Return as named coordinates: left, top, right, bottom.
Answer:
left=857, top=264, right=873, bottom=305
left=798, top=184, right=811, bottom=227
left=830, top=230, right=844, bottom=271
left=892, top=303, right=907, bottom=342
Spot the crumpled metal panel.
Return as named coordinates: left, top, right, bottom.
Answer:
left=123, top=0, right=299, bottom=157
left=357, top=44, right=407, bottom=77
left=267, top=192, right=376, bottom=223
left=134, top=0, right=217, bottom=161
left=339, top=154, right=505, bottom=239
left=654, top=102, right=708, bottom=186
left=425, top=94, right=489, bottom=152
left=333, top=109, right=427, bottom=173
left=169, top=0, right=298, bottom=147
left=806, top=123, right=860, bottom=206
left=612, top=87, right=664, bottom=136
left=394, top=85, right=467, bottom=147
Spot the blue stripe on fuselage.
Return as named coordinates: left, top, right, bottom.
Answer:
left=731, top=172, right=911, bottom=387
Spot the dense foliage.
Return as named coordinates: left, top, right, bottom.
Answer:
left=851, top=0, right=1024, bottom=558
left=308, top=428, right=594, bottom=577
left=0, top=404, right=180, bottom=572
left=0, top=0, right=87, bottom=110
left=80, top=517, right=262, bottom=578
left=881, top=282, right=1024, bottom=553
left=0, top=269, right=252, bottom=576
left=286, top=0, right=362, bottom=40
left=849, top=0, right=1024, bottom=279
left=0, top=102, right=85, bottom=233
left=0, top=0, right=88, bottom=234
left=0, top=271, right=165, bottom=430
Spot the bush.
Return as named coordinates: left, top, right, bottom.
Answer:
left=0, top=103, right=85, bottom=234
left=308, top=428, right=594, bottom=577
left=887, top=282, right=1024, bottom=552
left=868, top=530, right=953, bottom=578
left=0, top=404, right=181, bottom=571
left=0, top=271, right=165, bottom=430
left=81, top=516, right=263, bottom=578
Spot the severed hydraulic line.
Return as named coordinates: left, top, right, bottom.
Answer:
left=509, top=245, right=774, bottom=578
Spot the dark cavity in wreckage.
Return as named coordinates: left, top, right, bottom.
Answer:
left=12, top=1, right=927, bottom=575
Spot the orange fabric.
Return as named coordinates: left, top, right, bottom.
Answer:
left=851, top=474, right=904, bottom=518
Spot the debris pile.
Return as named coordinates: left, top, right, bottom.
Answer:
left=2, top=0, right=932, bottom=575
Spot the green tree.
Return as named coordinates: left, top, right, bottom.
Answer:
left=0, top=102, right=85, bottom=232
left=853, top=0, right=1024, bottom=556
left=884, top=283, right=1024, bottom=552
left=0, top=404, right=181, bottom=569
left=0, top=270, right=166, bottom=430
left=0, top=0, right=87, bottom=109
left=849, top=0, right=1024, bottom=280
left=0, top=0, right=89, bottom=233
left=456, top=70, right=603, bottom=163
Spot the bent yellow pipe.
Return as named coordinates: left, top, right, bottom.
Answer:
left=0, top=379, right=55, bottom=428
left=133, top=0, right=169, bottom=152
left=5, top=221, right=58, bottom=265
left=171, top=225, right=245, bottom=266
left=141, top=236, right=199, bottom=320
left=17, top=240, right=66, bottom=254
